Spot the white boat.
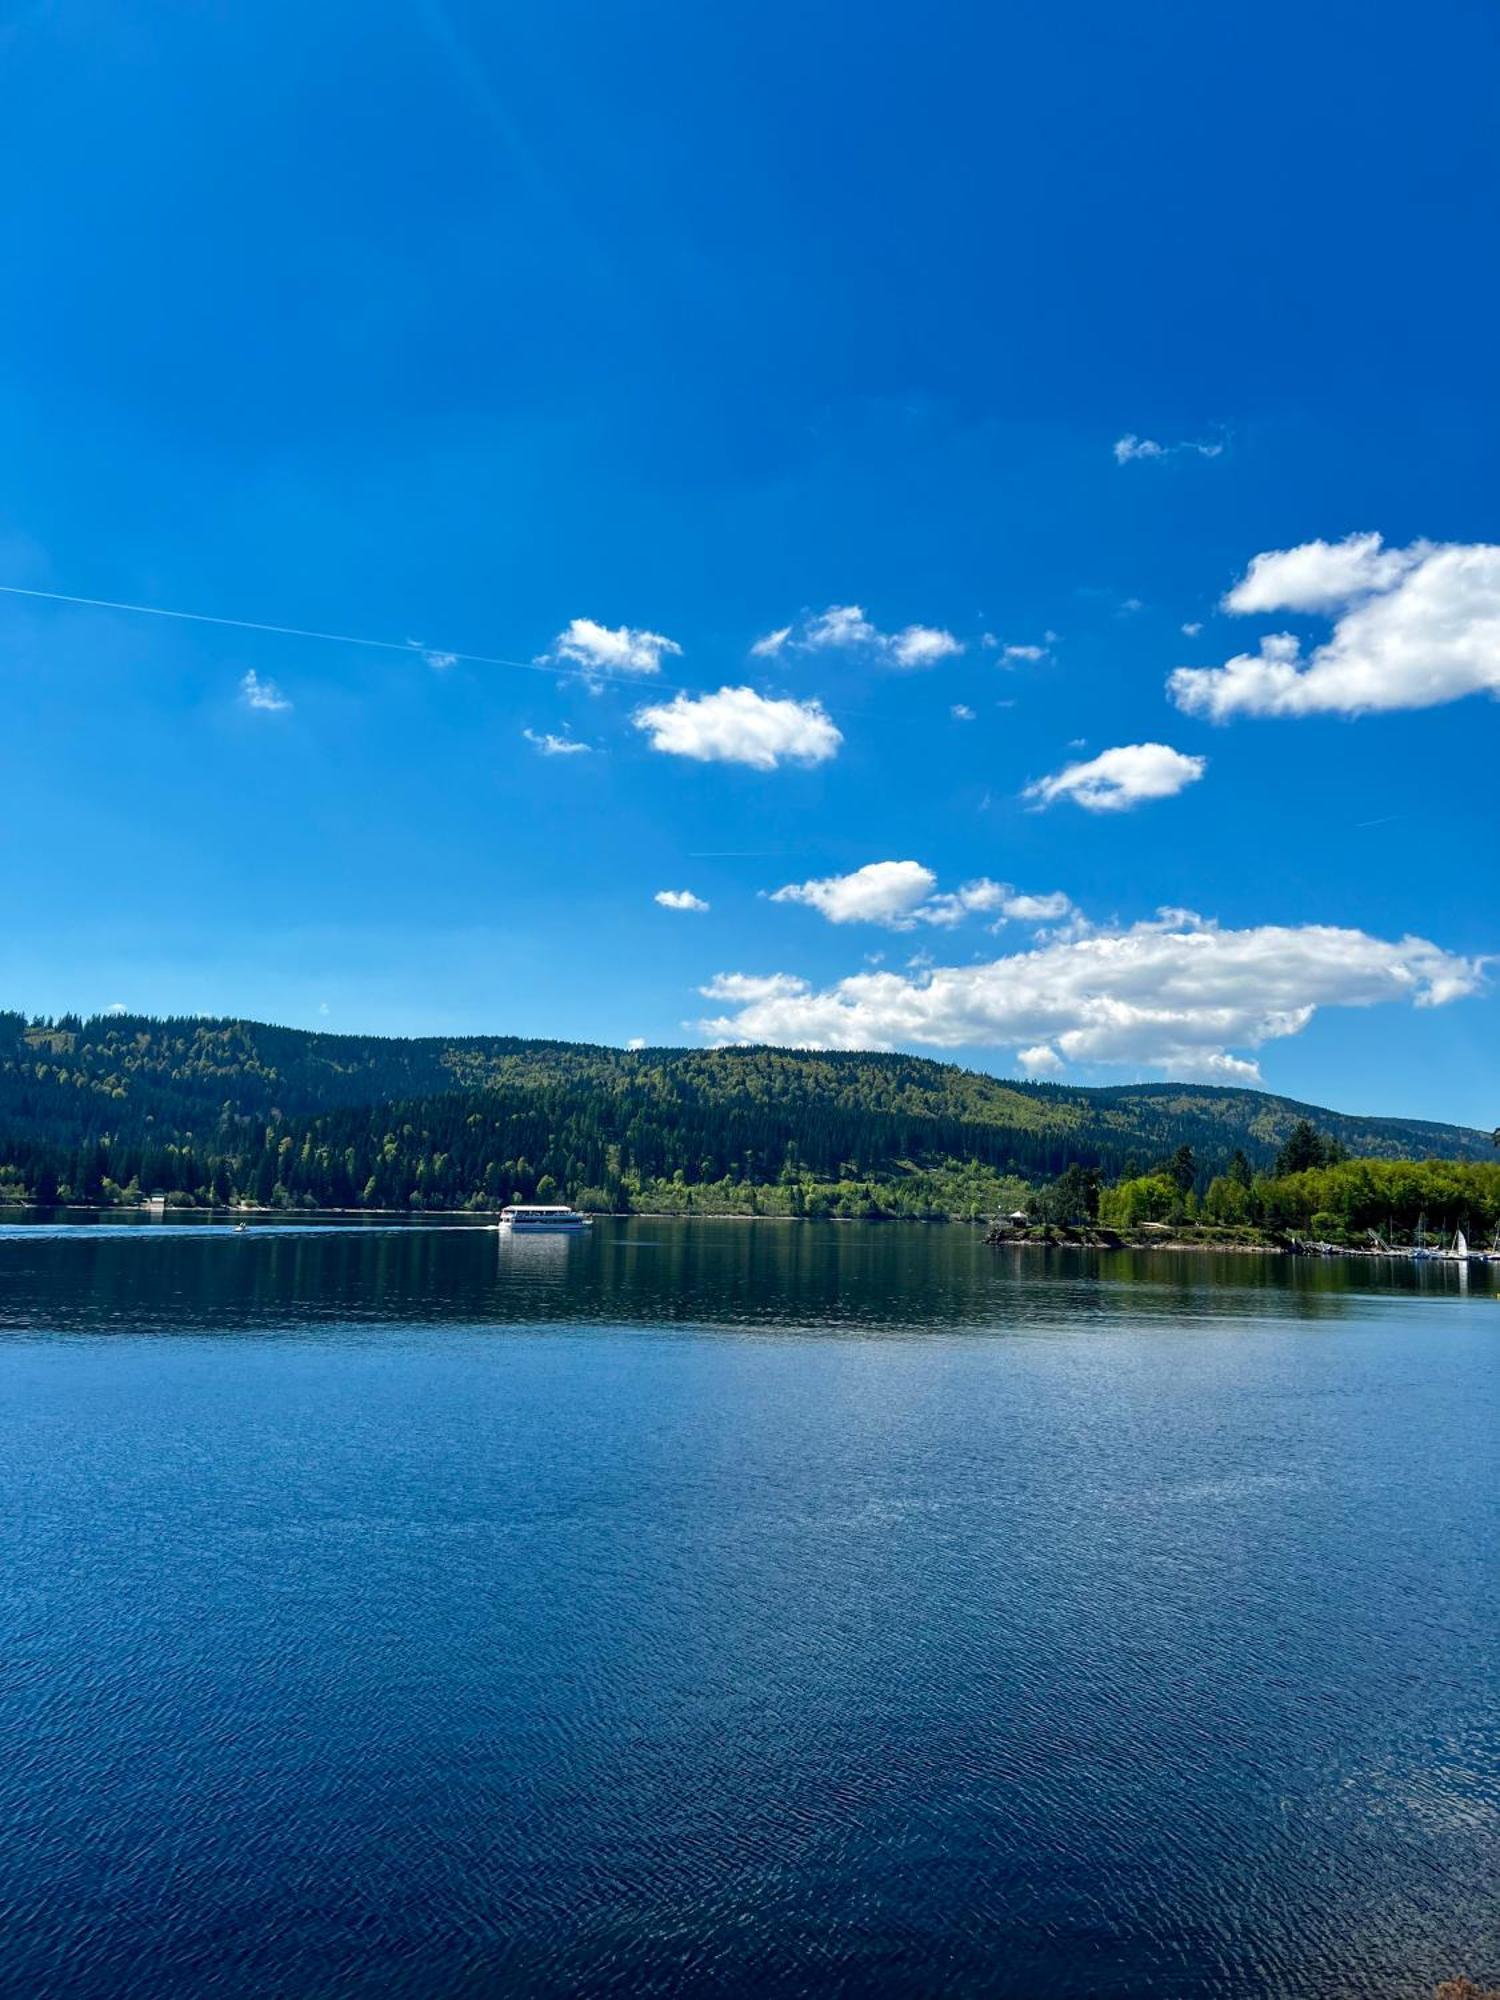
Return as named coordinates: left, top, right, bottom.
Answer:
left=498, top=1204, right=590, bottom=1233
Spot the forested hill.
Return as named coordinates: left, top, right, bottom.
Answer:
left=0, top=1011, right=1488, bottom=1212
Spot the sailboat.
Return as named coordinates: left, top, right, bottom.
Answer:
left=1412, top=1212, right=1440, bottom=1260
left=1447, top=1227, right=1470, bottom=1263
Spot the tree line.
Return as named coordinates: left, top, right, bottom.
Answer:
left=0, top=1015, right=1490, bottom=1218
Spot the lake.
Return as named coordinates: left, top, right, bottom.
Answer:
left=0, top=1217, right=1495, bottom=1998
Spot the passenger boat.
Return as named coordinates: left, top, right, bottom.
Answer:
left=498, top=1203, right=590, bottom=1233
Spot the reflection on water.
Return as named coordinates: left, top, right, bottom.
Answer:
left=0, top=1212, right=1489, bottom=1338
left=495, top=1226, right=575, bottom=1282
left=0, top=1219, right=1495, bottom=2000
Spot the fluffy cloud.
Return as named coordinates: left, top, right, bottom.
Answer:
left=655, top=889, right=709, bottom=912
left=1025, top=742, right=1205, bottom=812
left=768, top=864, right=1076, bottom=933
left=697, top=914, right=1483, bottom=1078
left=240, top=669, right=291, bottom=713
left=889, top=625, right=964, bottom=668
left=771, top=861, right=937, bottom=927
left=522, top=728, right=591, bottom=756
left=700, top=972, right=810, bottom=1004
left=633, top=686, right=841, bottom=770
left=1221, top=532, right=1416, bottom=615
left=1114, top=434, right=1223, bottom=464
left=999, top=643, right=1047, bottom=663
left=1016, top=1044, right=1064, bottom=1075
left=1169, top=535, right=1500, bottom=719
left=770, top=604, right=965, bottom=669
left=550, top=617, right=682, bottom=679
left=951, top=703, right=976, bottom=721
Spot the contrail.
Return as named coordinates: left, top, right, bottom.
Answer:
left=0, top=582, right=689, bottom=691
left=0, top=581, right=877, bottom=714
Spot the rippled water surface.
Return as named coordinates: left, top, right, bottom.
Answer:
left=1, top=1217, right=1495, bottom=1998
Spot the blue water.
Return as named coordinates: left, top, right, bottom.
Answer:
left=0, top=1218, right=1495, bottom=1997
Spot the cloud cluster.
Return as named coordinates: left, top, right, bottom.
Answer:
left=1170, top=535, right=1500, bottom=719
left=752, top=604, right=964, bottom=669
left=240, top=669, right=291, bottom=713
left=1025, top=742, right=1205, bottom=812
left=549, top=617, right=682, bottom=679
left=698, top=914, right=1483, bottom=1078
left=767, top=861, right=1077, bottom=932
left=655, top=889, right=709, bottom=912
left=633, top=686, right=842, bottom=769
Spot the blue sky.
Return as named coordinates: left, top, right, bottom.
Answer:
left=2, top=0, right=1497, bottom=1125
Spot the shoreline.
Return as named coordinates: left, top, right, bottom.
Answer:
left=0, top=1202, right=1466, bottom=1259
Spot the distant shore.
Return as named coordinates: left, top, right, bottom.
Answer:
left=7, top=1201, right=1494, bottom=1266
left=0, top=1200, right=1339, bottom=1253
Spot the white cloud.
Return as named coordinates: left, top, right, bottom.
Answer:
left=655, top=889, right=710, bottom=912
left=951, top=703, right=976, bottom=721
left=803, top=605, right=881, bottom=650
left=750, top=625, right=792, bottom=658
left=523, top=728, right=591, bottom=756
left=1114, top=434, right=1223, bottom=464
left=240, top=669, right=291, bottom=713
left=1025, top=742, right=1206, bottom=812
left=697, top=914, right=1484, bottom=1076
left=105, top=1001, right=127, bottom=1016
left=633, top=686, right=842, bottom=769
left=1016, top=1043, right=1064, bottom=1075
left=1181, top=621, right=1202, bottom=638
left=950, top=879, right=1011, bottom=914
left=424, top=650, right=458, bottom=671
left=915, top=879, right=1005, bottom=928
left=1221, top=532, right=1418, bottom=615
left=889, top=624, right=964, bottom=668
left=699, top=972, right=810, bottom=1004
left=776, top=604, right=964, bottom=669
left=1170, top=535, right=1500, bottom=719
left=999, top=643, right=1047, bottom=664
left=626, top=1036, right=647, bottom=1051
left=771, top=861, right=937, bottom=927
left=1002, top=890, right=1074, bottom=922
left=550, top=617, right=682, bottom=679
left=769, top=864, right=1076, bottom=933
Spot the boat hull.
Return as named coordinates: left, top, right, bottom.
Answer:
left=498, top=1218, right=589, bottom=1233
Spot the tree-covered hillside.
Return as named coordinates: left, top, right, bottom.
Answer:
left=0, top=1011, right=1488, bottom=1212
